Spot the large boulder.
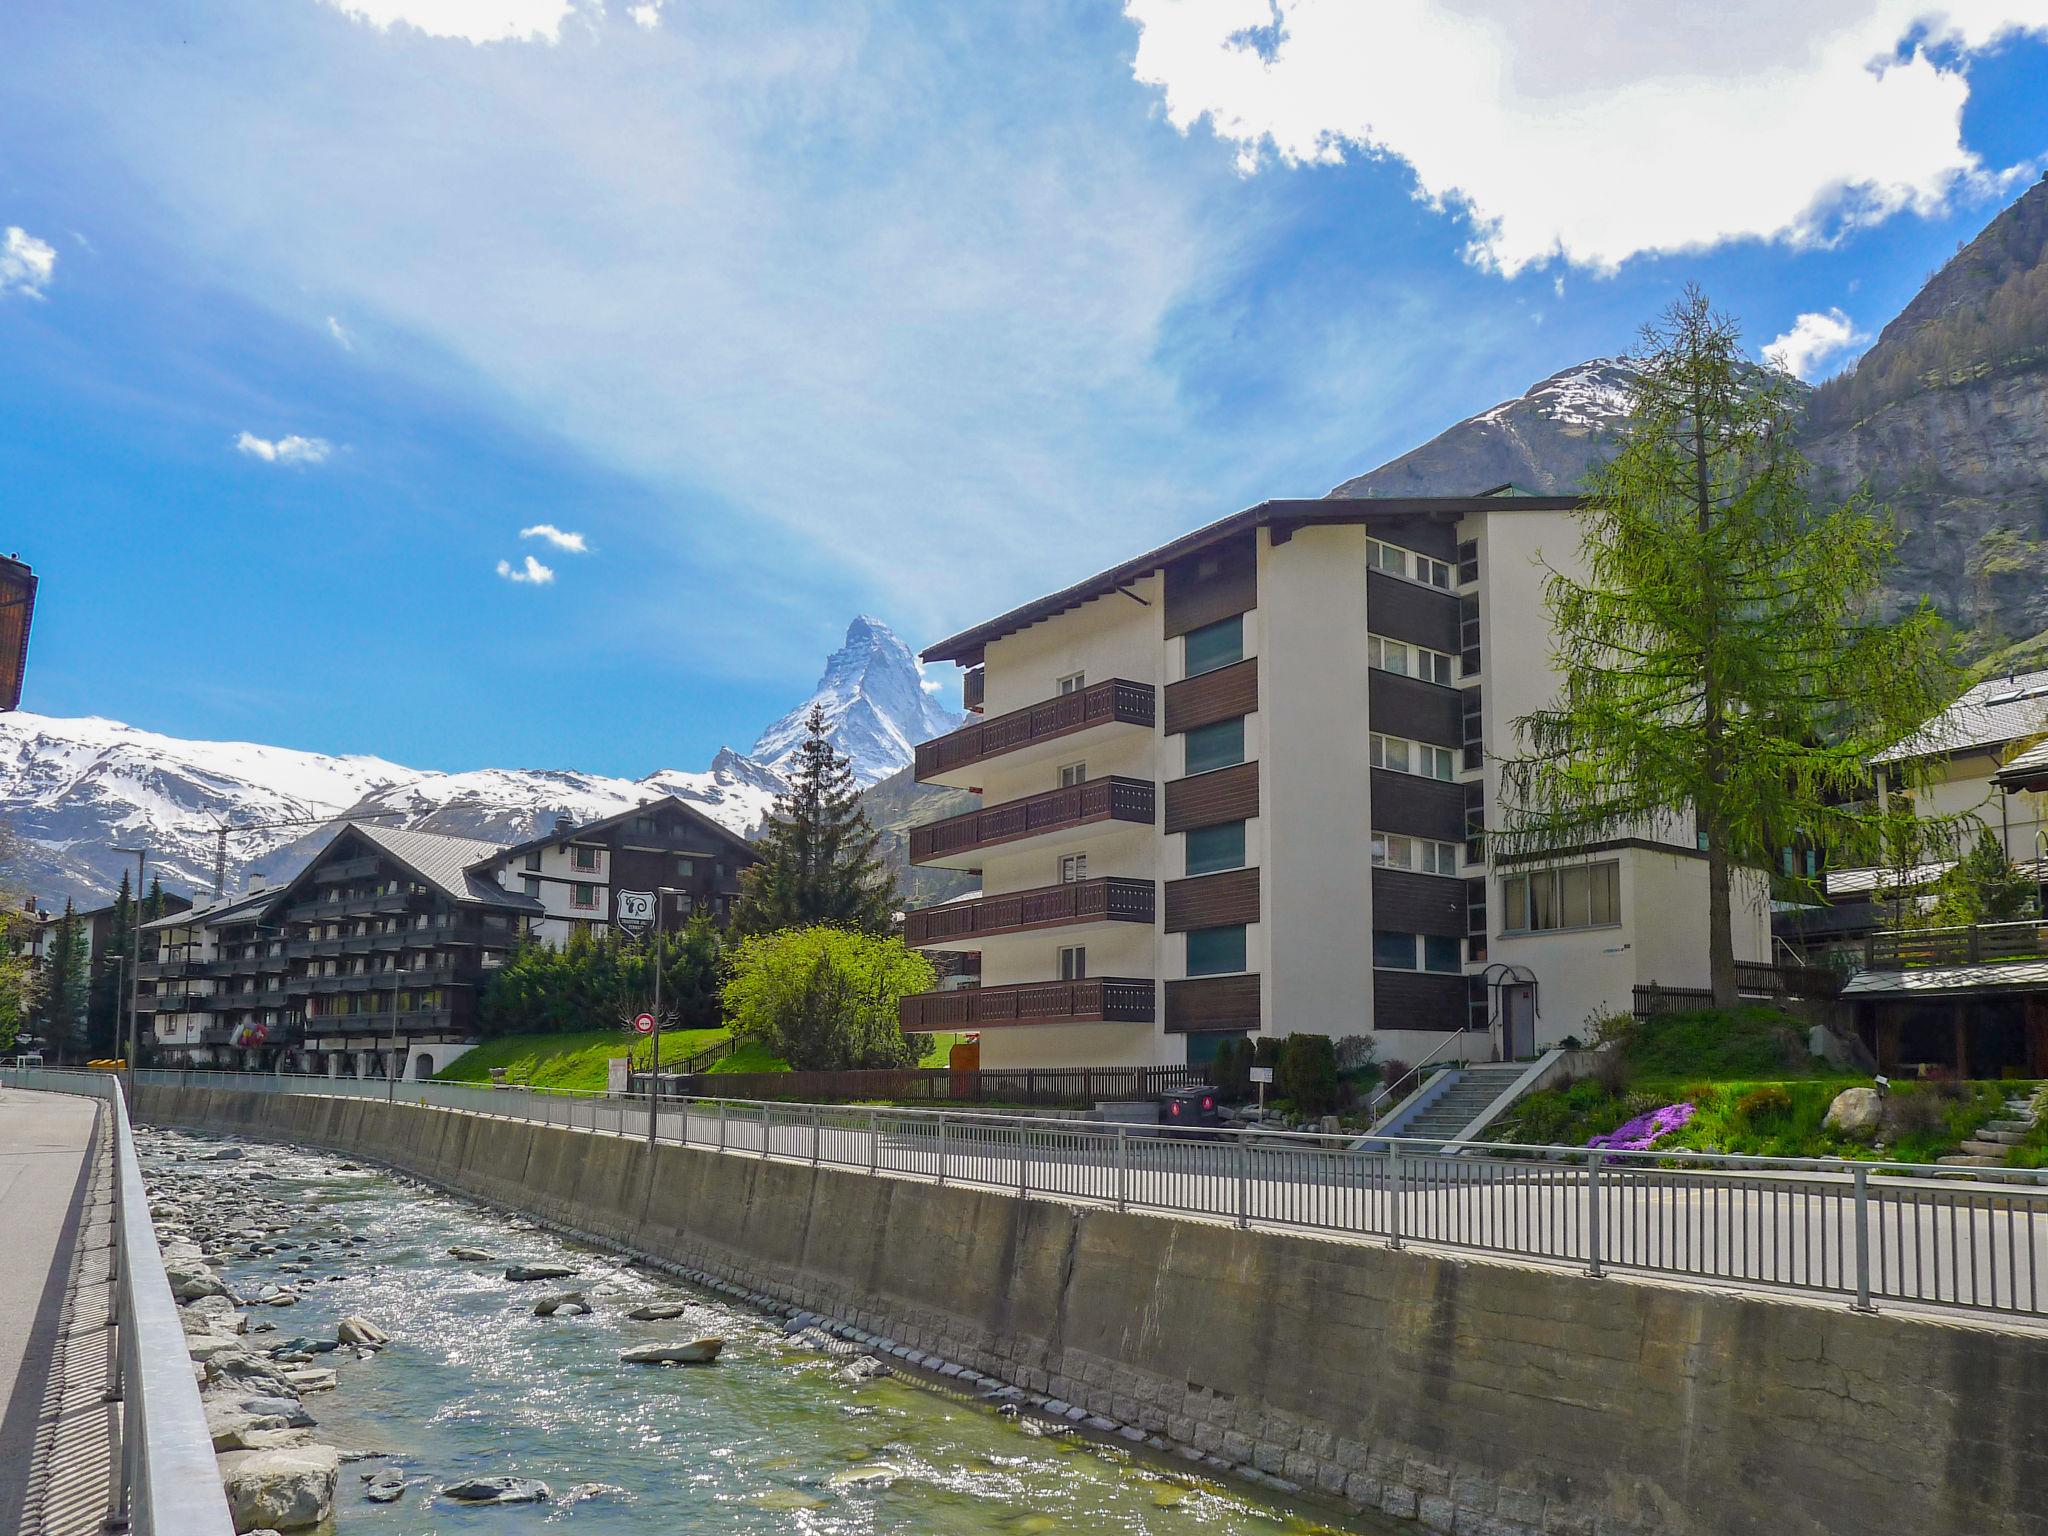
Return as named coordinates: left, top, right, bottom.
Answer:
left=205, top=1352, right=298, bottom=1396
left=218, top=1443, right=340, bottom=1532
left=1824, top=1087, right=1884, bottom=1139
left=503, top=1264, right=577, bottom=1283
left=335, top=1317, right=390, bottom=1348
left=165, top=1261, right=230, bottom=1303
left=441, top=1476, right=551, bottom=1504
left=204, top=1404, right=292, bottom=1452
left=532, top=1292, right=588, bottom=1318
left=620, top=1338, right=723, bottom=1365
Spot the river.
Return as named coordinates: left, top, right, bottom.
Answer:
left=142, top=1125, right=1403, bottom=1534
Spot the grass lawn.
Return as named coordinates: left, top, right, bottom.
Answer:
left=706, top=1032, right=968, bottom=1075
left=1499, top=1008, right=2014, bottom=1162
left=433, top=1027, right=730, bottom=1091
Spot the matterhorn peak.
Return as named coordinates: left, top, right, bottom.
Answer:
left=750, top=616, right=963, bottom=787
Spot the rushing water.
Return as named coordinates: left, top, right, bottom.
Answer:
left=143, top=1127, right=1401, bottom=1535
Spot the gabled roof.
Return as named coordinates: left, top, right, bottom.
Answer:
left=351, top=823, right=543, bottom=911
left=919, top=493, right=1582, bottom=665
left=142, top=888, right=276, bottom=933
left=472, top=794, right=754, bottom=871
left=1873, top=668, right=2048, bottom=765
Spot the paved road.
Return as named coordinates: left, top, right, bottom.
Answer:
left=0, top=1087, right=110, bottom=1536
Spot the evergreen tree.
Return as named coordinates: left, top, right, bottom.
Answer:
left=32, top=900, right=90, bottom=1061
left=732, top=703, right=896, bottom=936
left=86, top=870, right=132, bottom=1057
left=1930, top=828, right=2038, bottom=927
left=1498, top=288, right=1962, bottom=1007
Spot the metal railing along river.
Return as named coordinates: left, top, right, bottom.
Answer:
left=14, top=1066, right=2048, bottom=1328
left=0, top=1070, right=236, bottom=1535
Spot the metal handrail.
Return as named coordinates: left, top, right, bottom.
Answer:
left=1368, top=1030, right=1469, bottom=1122
left=1, top=1071, right=235, bottom=1535
left=23, top=1065, right=2048, bottom=1323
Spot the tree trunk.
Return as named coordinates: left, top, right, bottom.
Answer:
left=1706, top=832, right=1738, bottom=1008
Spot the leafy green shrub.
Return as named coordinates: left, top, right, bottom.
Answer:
left=1623, top=1007, right=1808, bottom=1078
left=723, top=926, right=934, bottom=1071
left=1734, top=1085, right=1793, bottom=1127
left=1210, top=1038, right=1252, bottom=1102
left=1277, top=1034, right=1343, bottom=1118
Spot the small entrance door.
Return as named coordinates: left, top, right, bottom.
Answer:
left=1505, top=984, right=1537, bottom=1059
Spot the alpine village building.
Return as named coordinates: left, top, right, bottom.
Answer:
left=135, top=797, right=755, bottom=1078
left=898, top=492, right=1771, bottom=1072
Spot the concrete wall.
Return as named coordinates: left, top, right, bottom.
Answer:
left=136, top=1084, right=2048, bottom=1536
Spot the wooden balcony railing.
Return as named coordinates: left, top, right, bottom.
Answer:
left=909, top=776, right=1155, bottom=865
left=904, top=876, right=1155, bottom=947
left=914, top=678, right=1154, bottom=781
left=1865, top=921, right=2048, bottom=971
left=899, top=977, right=1156, bottom=1031
left=962, top=666, right=985, bottom=713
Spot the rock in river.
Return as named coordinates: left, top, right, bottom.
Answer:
left=441, top=1476, right=552, bottom=1504
left=335, top=1316, right=391, bottom=1348
left=218, top=1443, right=341, bottom=1532
left=447, top=1246, right=496, bottom=1262
left=532, top=1291, right=589, bottom=1317
left=620, top=1338, right=723, bottom=1365
left=626, top=1302, right=691, bottom=1322
left=503, top=1264, right=577, bottom=1283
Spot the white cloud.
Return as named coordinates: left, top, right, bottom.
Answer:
left=320, top=0, right=582, bottom=44
left=326, top=315, right=354, bottom=350
left=496, top=554, right=556, bottom=584
left=519, top=522, right=588, bottom=552
left=627, top=1, right=663, bottom=28
left=234, top=431, right=334, bottom=465
left=0, top=226, right=57, bottom=299
left=1764, top=308, right=1866, bottom=380
left=1124, top=2, right=2048, bottom=275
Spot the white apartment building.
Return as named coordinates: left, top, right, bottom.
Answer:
left=901, top=493, right=1769, bottom=1071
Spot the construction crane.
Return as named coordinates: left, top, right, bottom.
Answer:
left=208, top=809, right=405, bottom=898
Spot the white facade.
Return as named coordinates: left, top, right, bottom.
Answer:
left=909, top=497, right=1771, bottom=1071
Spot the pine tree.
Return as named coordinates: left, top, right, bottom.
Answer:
left=1930, top=829, right=2038, bottom=927
left=1499, top=288, right=1962, bottom=1007
left=732, top=703, right=896, bottom=936
left=86, top=871, right=132, bottom=1057
left=32, top=900, right=91, bottom=1061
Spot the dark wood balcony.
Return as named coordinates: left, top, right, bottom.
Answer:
left=909, top=776, right=1155, bottom=868
left=899, top=977, right=1156, bottom=1031
left=914, top=678, right=1155, bottom=784
left=963, top=665, right=984, bottom=713
left=904, top=876, right=1155, bottom=947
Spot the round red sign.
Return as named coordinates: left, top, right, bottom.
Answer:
left=632, top=1012, right=656, bottom=1035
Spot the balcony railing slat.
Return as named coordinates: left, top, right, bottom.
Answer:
left=914, top=678, right=1154, bottom=781
left=900, top=976, right=1156, bottom=1030
left=909, top=776, right=1155, bottom=865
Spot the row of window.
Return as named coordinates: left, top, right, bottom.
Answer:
left=1500, top=860, right=1620, bottom=933
left=1372, top=930, right=1462, bottom=974
left=1370, top=731, right=1457, bottom=782
left=1368, top=537, right=1455, bottom=590
left=1370, top=832, right=1460, bottom=876
left=1367, top=633, right=1454, bottom=686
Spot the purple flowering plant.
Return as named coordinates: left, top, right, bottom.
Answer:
left=1586, top=1102, right=1695, bottom=1153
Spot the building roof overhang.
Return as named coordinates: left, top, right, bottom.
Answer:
left=1840, top=960, right=2048, bottom=1000
left=918, top=494, right=1585, bottom=665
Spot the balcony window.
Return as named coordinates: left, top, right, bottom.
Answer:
left=1369, top=732, right=1456, bottom=782
left=1500, top=861, right=1620, bottom=933
left=1057, top=945, right=1087, bottom=981
left=1185, top=820, right=1246, bottom=877
left=1056, top=671, right=1086, bottom=695
left=1058, top=853, right=1088, bottom=884
left=1058, top=761, right=1087, bottom=789
left=1368, top=537, right=1453, bottom=590
left=1371, top=832, right=1460, bottom=876
left=1367, top=634, right=1454, bottom=686
left=1183, top=717, right=1245, bottom=776
left=1186, top=924, right=1247, bottom=976
left=1184, top=614, right=1244, bottom=679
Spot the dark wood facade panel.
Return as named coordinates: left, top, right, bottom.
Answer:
left=1366, top=571, right=1460, bottom=653
left=1369, top=515, right=1458, bottom=561
left=1164, top=658, right=1258, bottom=736
left=1372, top=970, right=1470, bottom=1033
left=1163, top=867, right=1261, bottom=933
left=1372, top=868, right=1467, bottom=937
left=1369, top=769, right=1465, bottom=842
left=1163, top=532, right=1257, bottom=639
left=1164, top=760, right=1261, bottom=835
left=1164, top=973, right=1262, bottom=1034
left=1368, top=670, right=1461, bottom=747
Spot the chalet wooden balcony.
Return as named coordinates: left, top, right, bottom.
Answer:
left=904, top=876, right=1155, bottom=948
left=899, top=977, right=1156, bottom=1031
left=908, top=776, right=1155, bottom=869
left=914, top=678, right=1155, bottom=787
left=1864, top=921, right=2048, bottom=971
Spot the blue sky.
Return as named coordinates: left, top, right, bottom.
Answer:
left=5, top=0, right=2046, bottom=777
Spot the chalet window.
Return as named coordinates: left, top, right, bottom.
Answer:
left=1184, top=821, right=1246, bottom=877
left=1500, top=861, right=1620, bottom=933
left=1058, top=761, right=1087, bottom=789
left=1058, top=853, right=1088, bottom=884
left=571, top=883, right=598, bottom=911
left=1057, top=671, right=1086, bottom=695
left=1183, top=717, right=1245, bottom=776
left=1367, top=633, right=1454, bottom=686
left=571, top=845, right=600, bottom=872
left=1369, top=732, right=1455, bottom=782
left=1185, top=924, right=1247, bottom=976
left=676, top=858, right=694, bottom=878
left=632, top=815, right=656, bottom=834
left=1184, top=615, right=1244, bottom=679
left=521, top=876, right=540, bottom=898
left=524, top=851, right=542, bottom=872
left=1057, top=945, right=1087, bottom=981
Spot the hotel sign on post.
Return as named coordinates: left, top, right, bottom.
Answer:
left=615, top=889, right=655, bottom=938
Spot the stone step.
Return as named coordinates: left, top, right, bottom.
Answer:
left=1974, top=1127, right=2030, bottom=1145
left=1938, top=1154, right=2003, bottom=1167
left=1959, top=1140, right=2014, bottom=1158
left=1984, top=1119, right=2033, bottom=1135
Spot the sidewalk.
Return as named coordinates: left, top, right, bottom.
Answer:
left=0, top=1087, right=114, bottom=1536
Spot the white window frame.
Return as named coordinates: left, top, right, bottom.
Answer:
left=1058, top=853, right=1089, bottom=884
left=1368, top=537, right=1454, bottom=591
left=1369, top=732, right=1457, bottom=782
left=1500, top=861, right=1622, bottom=934
left=1058, top=761, right=1087, bottom=789
left=1056, top=671, right=1086, bottom=696
left=1370, top=832, right=1461, bottom=875
left=1367, top=633, right=1454, bottom=686
left=1057, top=944, right=1087, bottom=981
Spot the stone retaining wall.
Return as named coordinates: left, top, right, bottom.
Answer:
left=134, top=1082, right=2048, bottom=1536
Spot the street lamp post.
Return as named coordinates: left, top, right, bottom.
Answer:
left=387, top=963, right=408, bottom=1102
left=111, top=845, right=148, bottom=1073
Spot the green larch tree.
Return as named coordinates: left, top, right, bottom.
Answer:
left=1498, top=288, right=1962, bottom=1007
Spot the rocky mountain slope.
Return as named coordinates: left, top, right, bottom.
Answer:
left=2, top=616, right=947, bottom=907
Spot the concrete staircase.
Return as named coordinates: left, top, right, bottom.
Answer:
left=1938, top=1089, right=2041, bottom=1168
left=1378, top=1062, right=1533, bottom=1149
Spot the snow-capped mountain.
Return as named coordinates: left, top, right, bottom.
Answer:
left=1, top=616, right=949, bottom=907
left=751, top=615, right=965, bottom=787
